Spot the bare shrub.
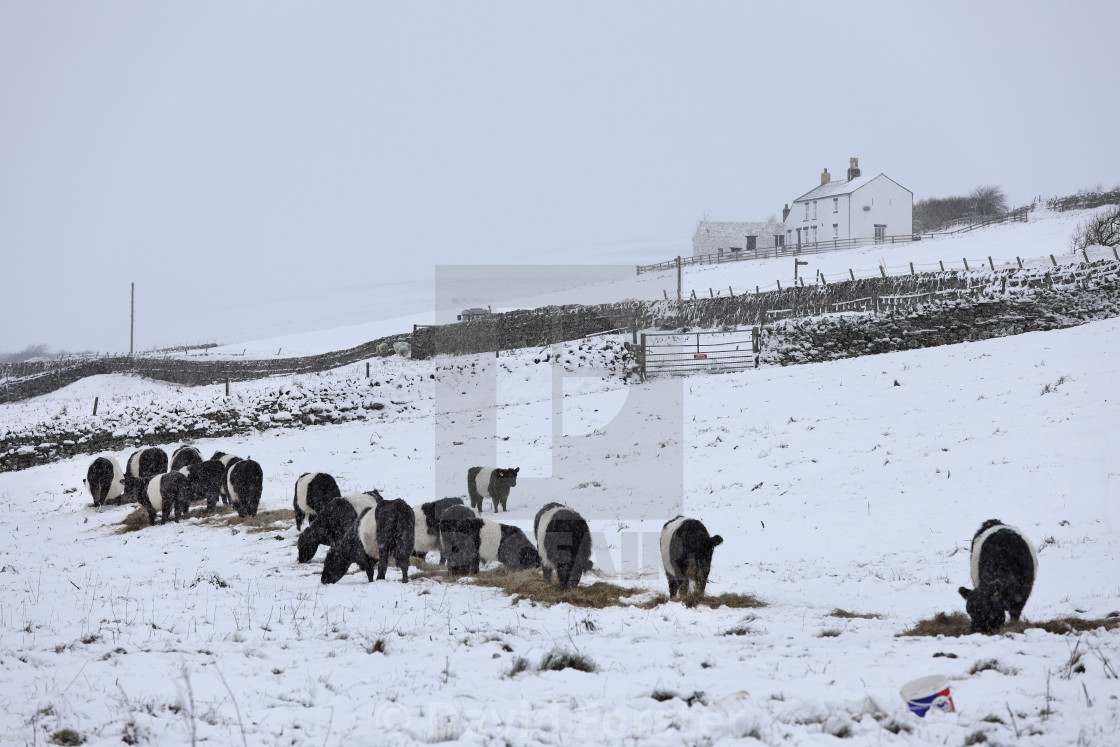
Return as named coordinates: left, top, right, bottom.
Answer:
left=1070, top=205, right=1120, bottom=252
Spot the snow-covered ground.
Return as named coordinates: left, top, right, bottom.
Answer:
left=2, top=208, right=1118, bottom=745
left=1, top=310, right=1118, bottom=745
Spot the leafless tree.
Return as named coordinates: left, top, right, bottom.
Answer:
left=969, top=185, right=1008, bottom=217
left=1070, top=205, right=1120, bottom=251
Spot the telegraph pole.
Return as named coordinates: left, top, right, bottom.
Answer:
left=130, top=282, right=134, bottom=356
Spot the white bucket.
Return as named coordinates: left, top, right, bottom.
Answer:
left=900, top=675, right=955, bottom=717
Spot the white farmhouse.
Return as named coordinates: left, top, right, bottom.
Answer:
left=782, top=158, right=912, bottom=249
left=692, top=218, right=784, bottom=258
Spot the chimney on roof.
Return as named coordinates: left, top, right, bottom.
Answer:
left=847, top=157, right=861, bottom=181
left=782, top=203, right=790, bottom=222
left=821, top=168, right=830, bottom=186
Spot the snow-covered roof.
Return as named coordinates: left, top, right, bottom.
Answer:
left=791, top=172, right=912, bottom=203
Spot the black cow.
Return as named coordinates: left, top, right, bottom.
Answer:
left=439, top=504, right=485, bottom=576
left=210, top=452, right=243, bottom=505
left=124, top=471, right=189, bottom=526
left=178, top=459, right=227, bottom=512
left=467, top=466, right=520, bottom=512
left=297, top=494, right=379, bottom=563
left=228, top=459, right=264, bottom=518
left=958, top=519, right=1038, bottom=634
left=488, top=522, right=541, bottom=571
left=660, top=516, right=723, bottom=599
left=321, top=499, right=415, bottom=584
left=122, top=448, right=169, bottom=502
left=293, top=472, right=343, bottom=531
left=84, top=456, right=124, bottom=507
left=170, top=445, right=203, bottom=473
left=535, top=504, right=593, bottom=589
left=413, top=497, right=465, bottom=560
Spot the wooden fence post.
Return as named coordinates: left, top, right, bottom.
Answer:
left=1113, top=246, right=1119, bottom=261
left=366, top=361, right=370, bottom=378
left=988, top=256, right=995, bottom=271
left=776, top=279, right=781, bottom=291
left=640, top=334, right=647, bottom=381
left=709, top=288, right=714, bottom=298
left=729, top=286, right=735, bottom=297
left=1016, top=256, right=1023, bottom=269
left=1050, top=254, right=1057, bottom=266
left=225, top=378, right=230, bottom=396
left=963, top=258, right=969, bottom=271
left=909, top=262, right=915, bottom=275
left=92, top=396, right=99, bottom=416
left=939, top=260, right=945, bottom=271
left=849, top=269, right=855, bottom=281
left=879, top=266, right=886, bottom=278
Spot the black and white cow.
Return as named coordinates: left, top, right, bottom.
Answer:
left=293, top=472, right=343, bottom=531
left=210, top=452, right=243, bottom=505
left=439, top=504, right=485, bottom=575
left=535, top=504, right=593, bottom=589
left=488, top=522, right=541, bottom=571
left=122, top=447, right=169, bottom=502
left=321, top=499, right=416, bottom=584
left=413, top=497, right=465, bottom=560
left=125, top=471, right=190, bottom=526
left=84, top=456, right=124, bottom=507
left=177, top=459, right=227, bottom=512
left=170, top=445, right=203, bottom=473
left=958, top=519, right=1038, bottom=634
left=227, top=459, right=264, bottom=518
left=297, top=494, right=379, bottom=563
left=660, top=516, right=723, bottom=599
left=467, top=466, right=520, bottom=512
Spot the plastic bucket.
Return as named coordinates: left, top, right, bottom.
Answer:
left=900, top=675, right=955, bottom=717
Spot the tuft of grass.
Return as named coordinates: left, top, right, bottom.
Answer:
left=505, top=657, right=530, bottom=678
left=364, top=638, right=386, bottom=654
left=650, top=689, right=675, bottom=702
left=49, top=729, right=85, bottom=746
left=963, top=730, right=989, bottom=745
left=900, top=612, right=1120, bottom=637
left=539, top=648, right=596, bottom=673
left=113, top=508, right=151, bottom=534
left=817, top=628, right=842, bottom=638
left=970, top=658, right=1019, bottom=676
left=828, top=608, right=882, bottom=620
left=685, top=591, right=766, bottom=610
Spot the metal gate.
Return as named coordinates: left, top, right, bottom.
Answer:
left=640, top=328, right=760, bottom=379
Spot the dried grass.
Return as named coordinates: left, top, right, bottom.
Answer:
left=828, top=608, right=883, bottom=620
left=900, top=612, right=1120, bottom=638
left=112, top=506, right=295, bottom=535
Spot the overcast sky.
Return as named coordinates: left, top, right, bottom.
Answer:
left=2, top=1, right=1117, bottom=354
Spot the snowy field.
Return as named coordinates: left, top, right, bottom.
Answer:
left=1, top=311, right=1118, bottom=745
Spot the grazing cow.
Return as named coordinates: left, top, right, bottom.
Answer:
left=170, top=445, right=203, bottom=472
left=293, top=472, right=343, bottom=531
left=467, top=467, right=520, bottom=513
left=321, top=500, right=415, bottom=584
left=413, top=497, right=465, bottom=560
left=84, top=456, right=124, bottom=507
left=297, top=494, right=379, bottom=563
left=227, top=459, right=264, bottom=518
left=535, top=504, right=593, bottom=589
left=178, top=459, right=227, bottom=512
left=122, top=447, right=169, bottom=502
left=660, top=516, right=723, bottom=599
left=958, top=519, right=1038, bottom=634
left=211, top=452, right=243, bottom=505
left=127, top=471, right=190, bottom=526
left=489, top=522, right=541, bottom=571
left=439, top=504, right=485, bottom=575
